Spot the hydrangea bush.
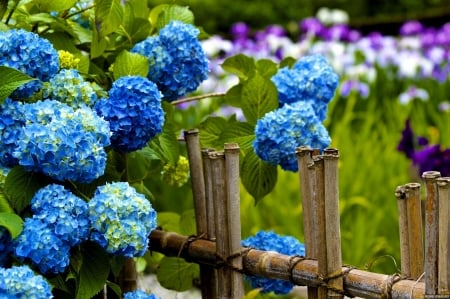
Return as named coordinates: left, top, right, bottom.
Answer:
left=0, top=1, right=337, bottom=298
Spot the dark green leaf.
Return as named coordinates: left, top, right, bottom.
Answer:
left=76, top=242, right=110, bottom=299
left=113, top=50, right=149, bottom=80
left=0, top=66, right=37, bottom=103
left=221, top=122, right=255, bottom=150
left=198, top=116, right=228, bottom=149
left=32, top=0, right=78, bottom=12
left=280, top=56, right=296, bottom=68
left=127, top=151, right=152, bottom=182
left=156, top=5, right=194, bottom=30
left=109, top=255, right=127, bottom=278
left=105, top=281, right=122, bottom=297
left=156, top=257, right=199, bottom=291
left=240, top=73, right=278, bottom=125
left=147, top=110, right=180, bottom=165
left=241, top=150, right=277, bottom=203
left=0, top=212, right=23, bottom=239
left=4, top=166, right=50, bottom=213
left=224, top=84, right=242, bottom=108
left=0, top=0, right=8, bottom=20
left=256, top=59, right=278, bottom=78
left=221, top=54, right=255, bottom=80
left=95, top=0, right=124, bottom=39
left=179, top=209, right=196, bottom=236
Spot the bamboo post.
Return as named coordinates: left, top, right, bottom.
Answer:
left=404, top=182, right=424, bottom=279
left=296, top=146, right=319, bottom=299
left=312, top=156, right=328, bottom=299
left=201, top=148, right=217, bottom=298
left=422, top=171, right=441, bottom=296
left=184, top=130, right=210, bottom=299
left=209, top=151, right=232, bottom=298
left=323, top=149, right=343, bottom=298
left=437, top=177, right=450, bottom=293
left=395, top=185, right=411, bottom=278
left=224, top=143, right=245, bottom=298
left=149, top=230, right=427, bottom=299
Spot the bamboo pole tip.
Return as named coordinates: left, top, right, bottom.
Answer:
left=422, top=171, right=441, bottom=180
left=208, top=151, right=225, bottom=159
left=295, top=146, right=311, bottom=156
left=437, top=177, right=450, bottom=188
left=404, top=182, right=421, bottom=190
left=201, top=148, right=214, bottom=156
left=395, top=186, right=406, bottom=200
left=224, top=143, right=240, bottom=152
left=183, top=129, right=199, bottom=137
left=323, top=148, right=339, bottom=155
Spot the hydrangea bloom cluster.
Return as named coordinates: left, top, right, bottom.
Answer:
left=0, top=265, right=53, bottom=298
left=124, top=289, right=160, bottom=299
left=161, top=156, right=190, bottom=187
left=43, top=69, right=98, bottom=107
left=13, top=184, right=89, bottom=274
left=242, top=231, right=305, bottom=294
left=88, top=182, right=157, bottom=257
left=0, top=29, right=59, bottom=99
left=58, top=50, right=80, bottom=69
left=0, top=99, right=24, bottom=166
left=271, top=54, right=339, bottom=121
left=131, top=20, right=209, bottom=100
left=14, top=99, right=110, bottom=183
left=253, top=101, right=331, bottom=171
left=94, top=76, right=164, bottom=152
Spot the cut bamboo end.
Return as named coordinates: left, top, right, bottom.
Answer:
left=395, top=185, right=411, bottom=278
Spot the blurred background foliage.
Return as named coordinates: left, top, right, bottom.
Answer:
left=148, top=0, right=450, bottom=35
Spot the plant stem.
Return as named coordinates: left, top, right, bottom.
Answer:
left=171, top=92, right=226, bottom=105
left=5, top=0, right=21, bottom=25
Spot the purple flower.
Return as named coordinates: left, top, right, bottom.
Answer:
left=399, top=20, right=424, bottom=36
left=412, top=145, right=450, bottom=177
left=397, top=119, right=428, bottom=159
left=299, top=17, right=324, bottom=37
left=398, top=85, right=429, bottom=104
left=230, top=22, right=250, bottom=40
left=340, top=79, right=370, bottom=98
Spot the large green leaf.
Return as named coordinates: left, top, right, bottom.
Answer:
left=157, top=211, right=181, bottom=233
left=179, top=209, right=196, bottom=236
left=32, top=0, right=78, bottom=12
left=155, top=5, right=194, bottom=30
left=240, top=73, right=278, bottom=125
left=0, top=212, right=23, bottom=239
left=90, top=25, right=108, bottom=58
left=76, top=242, right=110, bottom=299
left=198, top=116, right=228, bottom=149
left=4, top=166, right=50, bottom=213
left=224, top=84, right=242, bottom=108
left=156, top=257, right=199, bottom=291
left=113, top=50, right=149, bottom=80
left=222, top=54, right=255, bottom=80
left=95, top=0, right=124, bottom=39
left=0, top=193, right=13, bottom=213
left=0, top=0, right=8, bottom=20
left=240, top=150, right=278, bottom=203
left=0, top=66, right=37, bottom=102
left=221, top=121, right=255, bottom=151
left=256, top=59, right=278, bottom=78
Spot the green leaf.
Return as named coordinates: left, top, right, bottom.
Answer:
left=179, top=209, right=196, bottom=236
left=113, top=50, right=149, bottom=80
left=256, top=59, right=278, bottom=78
left=76, top=242, right=110, bottom=299
left=105, top=281, right=122, bottom=297
left=155, top=5, right=194, bottom=30
left=32, top=0, right=78, bottom=12
left=241, top=150, right=277, bottom=203
left=4, top=166, right=50, bottom=213
left=224, top=84, right=242, bottom=108
left=0, top=0, right=8, bottom=20
left=280, top=56, right=296, bottom=68
left=157, top=211, right=181, bottom=232
left=156, top=257, right=199, bottom=291
left=222, top=54, right=255, bottom=80
left=95, top=0, right=124, bottom=39
left=198, top=116, right=228, bottom=149
left=0, top=212, right=23, bottom=239
left=149, top=4, right=169, bottom=27
left=126, top=151, right=152, bottom=182
left=0, top=193, right=13, bottom=213
left=240, top=73, right=278, bottom=125
left=90, top=25, right=108, bottom=58
left=124, top=0, right=150, bottom=19
left=0, top=66, right=37, bottom=102
left=221, top=122, right=255, bottom=150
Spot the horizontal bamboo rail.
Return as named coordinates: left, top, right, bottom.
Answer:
left=149, top=229, right=426, bottom=299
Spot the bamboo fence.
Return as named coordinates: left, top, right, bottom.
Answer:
left=147, top=134, right=450, bottom=299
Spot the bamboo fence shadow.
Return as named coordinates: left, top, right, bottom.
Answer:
left=148, top=130, right=450, bottom=299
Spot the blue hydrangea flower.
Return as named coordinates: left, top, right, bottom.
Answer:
left=14, top=100, right=110, bottom=183
left=94, top=76, right=164, bottom=152
left=271, top=54, right=339, bottom=121
left=253, top=101, right=331, bottom=171
left=131, top=21, right=209, bottom=101
left=31, top=184, right=90, bottom=247
left=0, top=99, right=24, bottom=166
left=43, top=68, right=98, bottom=107
left=88, top=182, right=157, bottom=257
left=13, top=217, right=71, bottom=274
left=0, top=227, right=12, bottom=267
left=242, top=231, right=305, bottom=294
left=124, top=289, right=160, bottom=299
left=0, top=29, right=59, bottom=99
left=0, top=265, right=53, bottom=298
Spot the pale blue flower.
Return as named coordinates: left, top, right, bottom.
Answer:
left=0, top=265, right=53, bottom=298
left=88, top=182, right=157, bottom=257
left=0, top=99, right=24, bottom=166
left=124, top=289, right=160, bottom=299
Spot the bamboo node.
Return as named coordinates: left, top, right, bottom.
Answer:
left=287, top=255, right=306, bottom=284
left=177, top=234, right=205, bottom=261
left=381, top=273, right=403, bottom=299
